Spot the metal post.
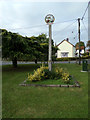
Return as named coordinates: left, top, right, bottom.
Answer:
left=78, top=18, right=81, bottom=65
left=48, top=24, right=52, bottom=71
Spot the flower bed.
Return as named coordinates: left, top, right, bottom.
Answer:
left=19, top=64, right=80, bottom=87
left=27, top=64, right=73, bottom=84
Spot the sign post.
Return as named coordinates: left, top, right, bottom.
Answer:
left=45, top=14, right=55, bottom=71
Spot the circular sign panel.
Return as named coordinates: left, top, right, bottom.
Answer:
left=45, top=14, right=55, bottom=25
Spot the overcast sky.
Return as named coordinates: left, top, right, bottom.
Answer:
left=0, top=0, right=89, bottom=46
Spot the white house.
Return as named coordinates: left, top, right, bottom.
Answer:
left=56, top=39, right=76, bottom=58
left=76, top=46, right=85, bottom=57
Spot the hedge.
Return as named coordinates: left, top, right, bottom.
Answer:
left=56, top=56, right=90, bottom=61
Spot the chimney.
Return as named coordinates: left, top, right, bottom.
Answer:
left=66, top=38, right=69, bottom=42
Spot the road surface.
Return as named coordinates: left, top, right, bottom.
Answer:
left=1, top=61, right=82, bottom=65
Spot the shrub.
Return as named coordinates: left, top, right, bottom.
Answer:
left=62, top=72, right=70, bottom=83
left=82, top=52, right=89, bottom=56
left=55, top=67, right=63, bottom=75
left=50, top=70, right=58, bottom=79
left=28, top=64, right=48, bottom=81
left=43, top=69, right=59, bottom=80
left=28, top=64, right=71, bottom=83
left=43, top=68, right=51, bottom=79
left=56, top=56, right=90, bottom=61
left=55, top=67, right=70, bottom=83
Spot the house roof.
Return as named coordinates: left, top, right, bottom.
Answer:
left=56, top=39, right=75, bottom=47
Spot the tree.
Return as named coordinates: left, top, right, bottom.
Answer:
left=37, top=34, right=58, bottom=62
left=2, top=29, right=58, bottom=67
left=27, top=36, right=43, bottom=63
left=75, top=41, right=85, bottom=50
left=2, top=29, right=29, bottom=67
left=27, top=33, right=58, bottom=63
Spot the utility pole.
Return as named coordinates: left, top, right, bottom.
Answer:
left=48, top=24, right=52, bottom=71
left=45, top=14, right=55, bottom=71
left=78, top=18, right=81, bottom=65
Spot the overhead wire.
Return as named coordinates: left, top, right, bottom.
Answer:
left=81, top=20, right=88, bottom=33
left=53, top=20, right=78, bottom=45
left=7, top=3, right=89, bottom=46
left=53, top=19, right=77, bottom=37
left=53, top=19, right=77, bottom=25
left=8, top=19, right=77, bottom=31
left=53, top=2, right=89, bottom=44
left=70, top=32, right=78, bottom=40
left=9, top=24, right=46, bottom=30
left=81, top=1, right=90, bottom=20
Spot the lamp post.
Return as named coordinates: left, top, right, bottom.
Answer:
left=45, top=14, right=55, bottom=71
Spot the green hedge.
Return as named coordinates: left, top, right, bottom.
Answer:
left=56, top=56, right=90, bottom=61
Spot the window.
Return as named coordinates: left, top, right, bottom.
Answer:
left=61, top=52, right=68, bottom=57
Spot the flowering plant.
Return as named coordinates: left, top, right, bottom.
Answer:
left=28, top=64, right=71, bottom=83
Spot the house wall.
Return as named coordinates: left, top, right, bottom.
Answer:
left=57, top=41, right=75, bottom=58
left=72, top=47, right=76, bottom=57
left=76, top=49, right=85, bottom=57
left=76, top=49, right=85, bottom=54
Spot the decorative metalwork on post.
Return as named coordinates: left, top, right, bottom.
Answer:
left=45, top=14, right=55, bottom=71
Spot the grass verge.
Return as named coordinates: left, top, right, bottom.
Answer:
left=2, top=63, right=88, bottom=118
